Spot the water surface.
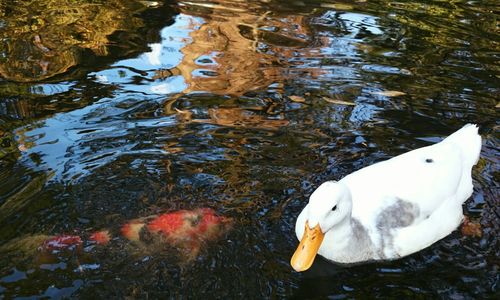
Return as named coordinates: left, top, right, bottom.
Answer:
left=0, top=0, right=498, bottom=298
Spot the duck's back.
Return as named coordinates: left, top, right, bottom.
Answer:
left=339, top=124, right=481, bottom=258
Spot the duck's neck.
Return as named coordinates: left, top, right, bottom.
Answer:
left=321, top=184, right=376, bottom=263
left=325, top=211, right=354, bottom=246
left=323, top=213, right=377, bottom=264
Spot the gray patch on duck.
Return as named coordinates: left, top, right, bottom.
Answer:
left=377, top=199, right=420, bottom=229
left=345, top=218, right=376, bottom=262
left=376, top=198, right=420, bottom=257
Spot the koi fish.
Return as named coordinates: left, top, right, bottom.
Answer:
left=39, top=208, right=231, bottom=260
left=39, top=235, right=82, bottom=252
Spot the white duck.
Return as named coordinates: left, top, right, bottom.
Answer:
left=291, top=124, right=482, bottom=271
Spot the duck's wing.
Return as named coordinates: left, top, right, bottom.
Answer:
left=341, top=125, right=481, bottom=258
left=389, top=193, right=464, bottom=258
left=344, top=125, right=481, bottom=221
left=342, top=140, right=464, bottom=223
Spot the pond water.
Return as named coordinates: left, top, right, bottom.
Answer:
left=0, top=0, right=498, bottom=298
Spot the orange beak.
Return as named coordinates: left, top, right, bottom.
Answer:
left=290, top=221, right=325, bottom=272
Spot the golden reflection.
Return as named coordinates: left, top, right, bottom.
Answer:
left=0, top=0, right=150, bottom=82
left=162, top=0, right=324, bottom=104
left=177, top=107, right=289, bottom=129
left=158, top=1, right=322, bottom=206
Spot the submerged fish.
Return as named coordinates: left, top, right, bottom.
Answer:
left=89, top=230, right=111, bottom=245
left=39, top=208, right=232, bottom=260
left=39, top=235, right=82, bottom=252
left=123, top=208, right=232, bottom=258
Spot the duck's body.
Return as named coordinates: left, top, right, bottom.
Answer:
left=292, top=124, right=481, bottom=270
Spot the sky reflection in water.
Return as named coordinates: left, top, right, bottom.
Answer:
left=15, top=9, right=388, bottom=182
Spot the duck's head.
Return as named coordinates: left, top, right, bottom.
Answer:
left=291, top=181, right=352, bottom=272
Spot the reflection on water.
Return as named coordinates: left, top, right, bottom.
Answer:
left=0, top=0, right=498, bottom=298
left=0, top=0, right=163, bottom=82
left=92, top=6, right=315, bottom=97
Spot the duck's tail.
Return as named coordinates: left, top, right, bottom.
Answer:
left=443, top=124, right=482, bottom=168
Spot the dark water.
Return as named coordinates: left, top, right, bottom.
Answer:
left=0, top=0, right=498, bottom=298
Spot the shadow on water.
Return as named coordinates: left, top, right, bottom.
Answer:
left=0, top=0, right=498, bottom=298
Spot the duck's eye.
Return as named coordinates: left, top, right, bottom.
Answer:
left=331, top=205, right=337, bottom=212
